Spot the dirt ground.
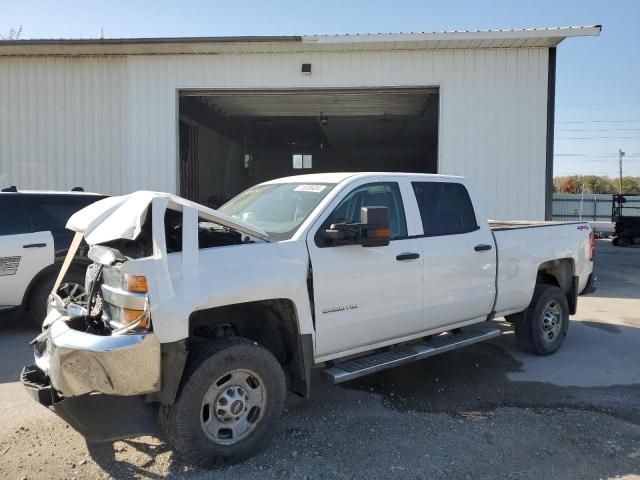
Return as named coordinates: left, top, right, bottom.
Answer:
left=0, top=240, right=639, bottom=480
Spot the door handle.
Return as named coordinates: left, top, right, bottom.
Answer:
left=474, top=244, right=492, bottom=252
left=23, top=243, right=47, bottom=249
left=396, top=252, right=420, bottom=261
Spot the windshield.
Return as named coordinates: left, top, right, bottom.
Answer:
left=219, top=183, right=336, bottom=240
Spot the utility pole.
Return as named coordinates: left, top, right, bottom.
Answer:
left=618, top=149, right=625, bottom=194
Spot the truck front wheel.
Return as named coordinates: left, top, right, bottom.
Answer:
left=514, top=284, right=569, bottom=356
left=160, top=337, right=286, bottom=465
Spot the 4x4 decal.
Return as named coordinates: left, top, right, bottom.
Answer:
left=0, top=256, right=21, bottom=276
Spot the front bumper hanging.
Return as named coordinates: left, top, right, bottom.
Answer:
left=22, top=307, right=162, bottom=441
left=21, top=364, right=160, bottom=441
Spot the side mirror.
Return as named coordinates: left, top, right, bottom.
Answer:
left=323, top=223, right=355, bottom=242
left=358, top=206, right=391, bottom=247
left=320, top=206, right=391, bottom=247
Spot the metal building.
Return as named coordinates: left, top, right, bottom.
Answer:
left=0, top=26, right=600, bottom=220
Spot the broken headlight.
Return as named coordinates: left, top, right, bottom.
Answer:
left=101, top=267, right=150, bottom=333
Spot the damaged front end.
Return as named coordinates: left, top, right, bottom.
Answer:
left=21, top=242, right=162, bottom=441
left=21, top=191, right=269, bottom=441
left=21, top=192, right=269, bottom=441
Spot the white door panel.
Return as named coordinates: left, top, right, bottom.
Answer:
left=307, top=177, right=424, bottom=358
left=410, top=180, right=496, bottom=330
left=0, top=232, right=54, bottom=306
left=422, top=230, right=495, bottom=329
left=311, top=238, right=423, bottom=357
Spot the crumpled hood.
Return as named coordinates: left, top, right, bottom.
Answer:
left=66, top=190, right=270, bottom=245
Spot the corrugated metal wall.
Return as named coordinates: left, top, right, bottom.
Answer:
left=0, top=47, right=549, bottom=219
left=552, top=193, right=640, bottom=221
left=0, top=56, right=128, bottom=193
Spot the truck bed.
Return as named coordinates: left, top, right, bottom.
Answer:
left=489, top=219, right=592, bottom=317
left=489, top=220, right=586, bottom=230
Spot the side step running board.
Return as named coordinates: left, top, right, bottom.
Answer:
left=324, top=325, right=501, bottom=384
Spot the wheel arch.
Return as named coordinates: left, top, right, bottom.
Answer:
left=536, top=258, right=578, bottom=315
left=185, top=298, right=313, bottom=399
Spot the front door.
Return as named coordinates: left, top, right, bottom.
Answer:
left=307, top=181, right=423, bottom=358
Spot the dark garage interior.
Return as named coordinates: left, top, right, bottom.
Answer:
left=178, top=88, right=439, bottom=207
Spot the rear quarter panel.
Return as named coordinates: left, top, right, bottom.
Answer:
left=493, top=223, right=592, bottom=316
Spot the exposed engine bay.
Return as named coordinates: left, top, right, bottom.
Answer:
left=56, top=206, right=254, bottom=337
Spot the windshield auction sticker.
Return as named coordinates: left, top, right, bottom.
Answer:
left=294, top=185, right=327, bottom=193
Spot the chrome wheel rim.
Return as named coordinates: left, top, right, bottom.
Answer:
left=58, top=282, right=87, bottom=305
left=541, top=300, right=563, bottom=343
left=200, top=369, right=266, bottom=445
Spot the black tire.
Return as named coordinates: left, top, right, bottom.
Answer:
left=28, top=265, right=87, bottom=327
left=514, top=284, right=569, bottom=356
left=160, top=337, right=286, bottom=466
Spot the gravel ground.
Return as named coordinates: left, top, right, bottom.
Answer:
left=0, top=239, right=639, bottom=480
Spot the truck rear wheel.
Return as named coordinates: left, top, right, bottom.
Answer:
left=160, top=337, right=286, bottom=466
left=514, top=284, right=569, bottom=356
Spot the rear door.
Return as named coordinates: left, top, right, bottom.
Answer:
left=0, top=198, right=53, bottom=307
left=23, top=195, right=103, bottom=254
left=411, top=180, right=496, bottom=330
left=307, top=178, right=424, bottom=358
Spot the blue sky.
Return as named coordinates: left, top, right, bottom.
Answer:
left=3, top=0, right=639, bottom=177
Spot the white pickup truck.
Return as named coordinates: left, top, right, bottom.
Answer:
left=22, top=172, right=595, bottom=465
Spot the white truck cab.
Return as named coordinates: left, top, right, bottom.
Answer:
left=22, top=173, right=595, bottom=465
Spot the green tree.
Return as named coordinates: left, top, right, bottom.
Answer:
left=553, top=176, right=640, bottom=194
left=582, top=175, right=614, bottom=194
left=621, top=177, right=640, bottom=194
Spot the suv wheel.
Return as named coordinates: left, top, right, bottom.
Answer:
left=514, top=284, right=569, bottom=356
left=160, top=337, right=286, bottom=466
left=28, top=266, right=87, bottom=327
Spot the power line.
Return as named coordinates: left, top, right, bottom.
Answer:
left=557, top=128, right=640, bottom=132
left=556, top=136, right=640, bottom=140
left=556, top=120, right=640, bottom=124
left=555, top=153, right=640, bottom=156
left=555, top=152, right=640, bottom=156
left=557, top=102, right=640, bottom=106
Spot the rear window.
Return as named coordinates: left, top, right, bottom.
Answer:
left=412, top=182, right=479, bottom=236
left=0, top=199, right=30, bottom=235
left=24, top=197, right=99, bottom=232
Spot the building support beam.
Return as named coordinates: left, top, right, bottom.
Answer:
left=545, top=47, right=557, bottom=221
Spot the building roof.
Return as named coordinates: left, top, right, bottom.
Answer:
left=0, top=26, right=601, bottom=56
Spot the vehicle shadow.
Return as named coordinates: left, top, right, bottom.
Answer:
left=0, top=312, right=39, bottom=384
left=86, top=438, right=187, bottom=479
left=83, top=330, right=640, bottom=480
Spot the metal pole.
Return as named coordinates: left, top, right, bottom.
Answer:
left=619, top=149, right=625, bottom=194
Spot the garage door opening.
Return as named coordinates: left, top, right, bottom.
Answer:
left=178, top=88, right=439, bottom=207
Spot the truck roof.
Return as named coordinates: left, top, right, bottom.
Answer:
left=264, top=172, right=465, bottom=185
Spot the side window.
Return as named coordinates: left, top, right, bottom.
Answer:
left=164, top=209, right=245, bottom=253
left=322, top=182, right=407, bottom=239
left=26, top=199, right=89, bottom=232
left=412, top=182, right=479, bottom=236
left=164, top=208, right=183, bottom=253
left=0, top=201, right=30, bottom=235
